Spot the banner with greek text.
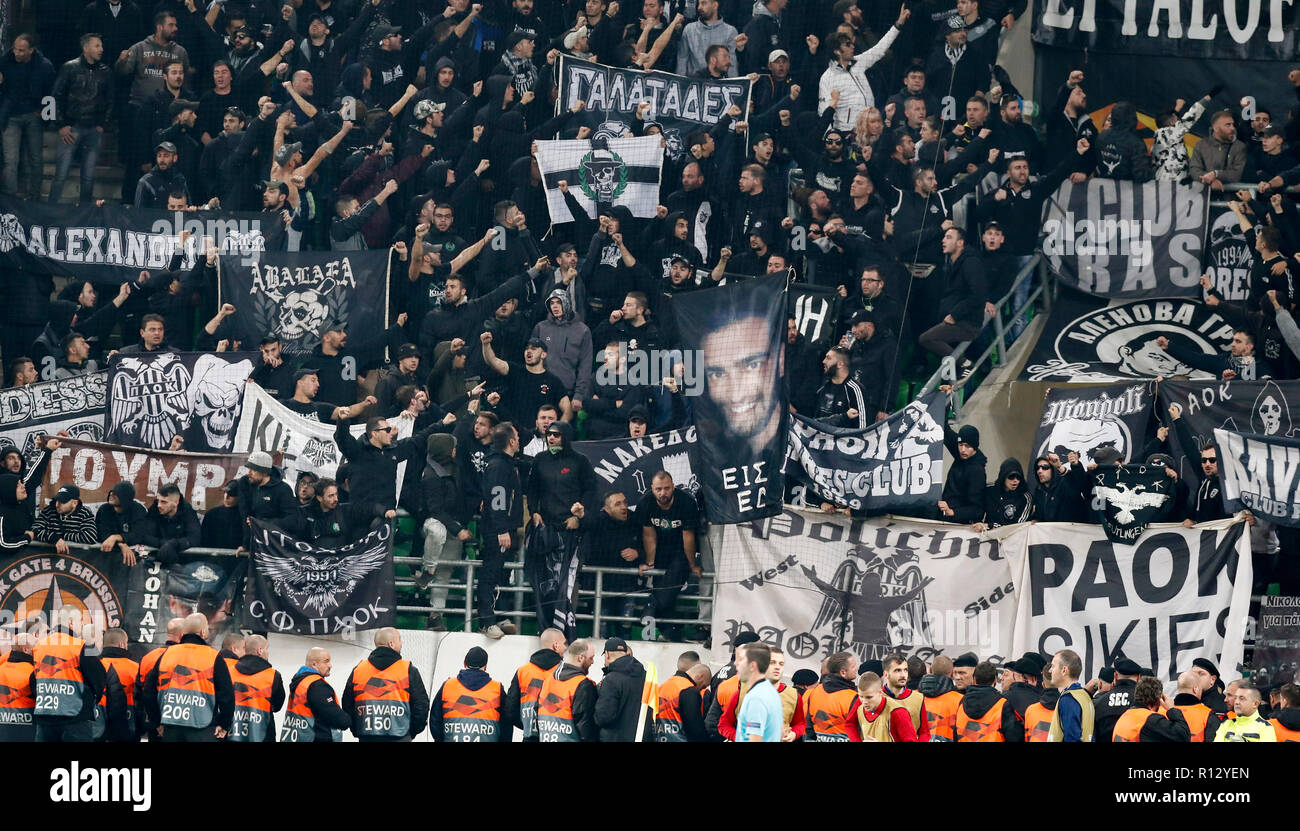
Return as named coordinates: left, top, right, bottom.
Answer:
left=44, top=437, right=251, bottom=512
left=0, top=372, right=107, bottom=470
left=1252, top=595, right=1300, bottom=688
left=106, top=351, right=256, bottom=453
left=1158, top=379, right=1300, bottom=483
left=574, top=427, right=700, bottom=513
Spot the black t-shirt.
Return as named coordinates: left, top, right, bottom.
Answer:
left=405, top=270, right=447, bottom=323
left=499, top=361, right=565, bottom=426
left=281, top=399, right=337, bottom=422
left=637, top=489, right=699, bottom=560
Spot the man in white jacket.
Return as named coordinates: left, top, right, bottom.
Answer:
left=819, top=6, right=910, bottom=133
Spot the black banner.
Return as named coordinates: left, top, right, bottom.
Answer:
left=1032, top=382, right=1154, bottom=467
left=1252, top=595, right=1300, bottom=688
left=0, top=195, right=284, bottom=284
left=218, top=250, right=392, bottom=356
left=788, top=283, right=843, bottom=348
left=1093, top=463, right=1175, bottom=543
left=574, top=426, right=700, bottom=513
left=555, top=56, right=752, bottom=163
left=106, top=351, right=256, bottom=452
left=1216, top=428, right=1300, bottom=525
left=1042, top=179, right=1210, bottom=299
left=672, top=276, right=787, bottom=524
left=785, top=396, right=946, bottom=512
left=127, top=554, right=247, bottom=650
left=1205, top=210, right=1255, bottom=303
left=1158, top=379, right=1300, bottom=482
left=244, top=520, right=395, bottom=635
left=1020, top=291, right=1237, bottom=382
left=0, top=372, right=107, bottom=470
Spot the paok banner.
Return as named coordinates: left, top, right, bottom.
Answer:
left=711, top=509, right=1017, bottom=675
left=671, top=276, right=787, bottom=524
left=44, top=437, right=252, bottom=511
left=1020, top=291, right=1237, bottom=382
left=1032, top=382, right=1153, bottom=467
left=1041, top=179, right=1209, bottom=299
left=1092, top=464, right=1176, bottom=543
left=0, top=372, right=107, bottom=469
left=105, top=351, right=255, bottom=453
left=555, top=56, right=752, bottom=163
left=785, top=396, right=946, bottom=512
left=1009, top=518, right=1252, bottom=682
left=218, top=250, right=392, bottom=355
left=574, top=426, right=700, bottom=513
left=0, top=195, right=283, bottom=284
left=788, top=283, right=843, bottom=348
left=244, top=520, right=395, bottom=635
left=1215, top=428, right=1300, bottom=525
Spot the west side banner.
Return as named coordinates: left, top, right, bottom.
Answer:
left=1009, top=518, right=1252, bottom=682
left=44, top=437, right=251, bottom=511
left=232, top=382, right=413, bottom=491
left=218, top=250, right=392, bottom=355
left=244, top=519, right=395, bottom=635
left=785, top=396, right=946, bottom=512
left=0, top=196, right=284, bottom=283
left=0, top=372, right=107, bottom=468
left=574, top=426, right=700, bottom=513
left=105, top=351, right=255, bottom=452
left=671, top=276, right=787, bottom=524
left=1215, top=428, right=1300, bottom=525
left=1020, top=290, right=1236, bottom=382
left=555, top=56, right=752, bottom=163
left=710, top=509, right=1018, bottom=675
left=1032, top=382, right=1153, bottom=467
left=1041, top=178, right=1209, bottom=299
left=536, top=136, right=664, bottom=222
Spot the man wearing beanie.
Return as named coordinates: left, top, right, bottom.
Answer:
left=1191, top=657, right=1230, bottom=715
left=416, top=433, right=472, bottom=631
left=952, top=651, right=979, bottom=691
left=429, top=647, right=508, bottom=742
left=938, top=422, right=987, bottom=524
left=1002, top=654, right=1046, bottom=721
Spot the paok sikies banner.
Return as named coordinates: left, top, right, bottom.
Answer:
left=1032, top=382, right=1153, bottom=467
left=0, top=372, right=107, bottom=469
left=671, top=276, right=787, bottom=524
left=555, top=56, right=752, bottom=163
left=1041, top=179, right=1209, bottom=299
left=574, top=426, right=700, bottom=513
left=106, top=351, right=255, bottom=452
left=1215, top=428, right=1300, bottom=525
left=785, top=396, right=946, bottom=512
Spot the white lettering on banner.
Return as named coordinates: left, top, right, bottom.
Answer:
left=563, top=62, right=745, bottom=126
left=1215, top=428, right=1300, bottom=520
left=1040, top=0, right=1294, bottom=43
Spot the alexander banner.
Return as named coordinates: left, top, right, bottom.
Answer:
left=1032, top=382, right=1153, bottom=467
left=0, top=195, right=284, bottom=283
left=1159, top=379, right=1300, bottom=481
left=244, top=520, right=395, bottom=635
left=671, top=276, right=787, bottom=524
left=555, top=56, right=752, bottom=163
left=105, top=351, right=256, bottom=452
left=788, top=283, right=843, bottom=347
left=574, top=426, right=700, bottom=513
left=1252, top=595, right=1300, bottom=688
left=785, top=396, right=946, bottom=512
left=1215, top=428, right=1300, bottom=525
left=218, top=250, right=392, bottom=355
left=232, top=382, right=414, bottom=493
left=711, top=509, right=1018, bottom=675
left=1020, top=291, right=1237, bottom=382
left=1009, top=518, right=1252, bottom=682
left=1041, top=179, right=1210, bottom=299
left=0, top=372, right=107, bottom=469
left=44, top=437, right=251, bottom=511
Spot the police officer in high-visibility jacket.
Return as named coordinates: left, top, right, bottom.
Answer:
left=804, top=651, right=863, bottom=742
left=955, top=661, right=1024, bottom=742
left=33, top=607, right=106, bottom=742
left=228, top=635, right=285, bottom=743
left=1045, top=649, right=1093, bottom=742
left=282, top=647, right=351, bottom=742
left=505, top=627, right=566, bottom=742
left=1214, top=682, right=1277, bottom=742
left=430, top=646, right=508, bottom=742
left=0, top=633, right=37, bottom=742
left=537, top=639, right=599, bottom=742
left=94, top=628, right=140, bottom=742
left=342, top=627, right=429, bottom=742
left=143, top=613, right=235, bottom=742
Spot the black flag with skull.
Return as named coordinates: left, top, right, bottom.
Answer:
left=106, top=351, right=256, bottom=452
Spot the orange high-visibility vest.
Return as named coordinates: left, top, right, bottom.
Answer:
left=157, top=642, right=218, bottom=729
left=924, top=690, right=963, bottom=741
left=1111, top=707, right=1155, bottom=743
left=0, top=659, right=35, bottom=741
left=439, top=677, right=503, bottom=742
left=1024, top=701, right=1054, bottom=743
left=91, top=656, right=140, bottom=740
left=350, top=659, right=412, bottom=738
left=1174, top=703, right=1213, bottom=742
left=804, top=685, right=858, bottom=742
left=956, top=697, right=1007, bottom=742
left=33, top=633, right=86, bottom=718
left=1270, top=718, right=1300, bottom=742
left=229, top=666, right=277, bottom=742
left=281, top=673, right=330, bottom=742
left=537, top=671, right=589, bottom=743
left=514, top=662, right=552, bottom=740
left=656, top=674, right=694, bottom=742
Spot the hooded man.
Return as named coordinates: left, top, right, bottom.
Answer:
left=95, top=481, right=151, bottom=566
left=955, top=661, right=1024, bottom=741
left=341, top=627, right=430, bottom=742
left=532, top=289, right=593, bottom=405
left=1094, top=101, right=1152, bottom=182
left=416, top=433, right=472, bottom=632
left=0, top=473, right=33, bottom=551
left=505, top=628, right=567, bottom=742
left=976, top=458, right=1031, bottom=530
left=430, top=646, right=508, bottom=742
left=938, top=423, right=986, bottom=523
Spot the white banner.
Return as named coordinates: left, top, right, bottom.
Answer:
left=232, top=383, right=413, bottom=497
left=536, top=135, right=663, bottom=223
left=710, top=509, right=1019, bottom=675
left=1008, top=519, right=1252, bottom=683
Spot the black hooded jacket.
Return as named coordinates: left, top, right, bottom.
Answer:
left=525, top=422, right=597, bottom=527
left=140, top=496, right=202, bottom=563
left=942, top=424, right=988, bottom=523
left=0, top=474, right=31, bottom=551
left=340, top=646, right=430, bottom=741
left=594, top=653, right=651, bottom=743
left=234, top=469, right=302, bottom=540
left=94, top=482, right=151, bottom=548
left=429, top=667, right=510, bottom=742
left=1094, top=102, right=1153, bottom=182
left=505, top=648, right=564, bottom=736
left=983, top=459, right=1032, bottom=528
left=957, top=684, right=1024, bottom=742
left=1030, top=458, right=1088, bottom=522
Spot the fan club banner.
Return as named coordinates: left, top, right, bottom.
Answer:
left=244, top=520, right=395, bottom=635
left=1032, top=382, right=1153, bottom=468
left=1204, top=210, right=1254, bottom=302
left=1093, top=464, right=1175, bottom=543
left=555, top=56, right=753, bottom=162
left=0, top=372, right=107, bottom=468
left=1252, top=595, right=1300, bottom=688
left=575, top=426, right=700, bottom=512
left=711, top=510, right=1017, bottom=674
left=1159, top=379, right=1300, bottom=481
left=1020, top=292, right=1236, bottom=382
left=536, top=136, right=664, bottom=222
left=44, top=437, right=252, bottom=512
left=1041, top=179, right=1210, bottom=299
left=105, top=351, right=255, bottom=453
left=0, top=195, right=284, bottom=283
left=232, top=382, right=414, bottom=491
left=1215, top=428, right=1300, bottom=525
left=788, top=284, right=843, bottom=348
left=1009, top=518, right=1252, bottom=682
left=218, top=250, right=392, bottom=355
left=785, top=396, right=946, bottom=512
left=672, top=276, right=787, bottom=524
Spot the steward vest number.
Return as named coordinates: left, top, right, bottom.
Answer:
left=440, top=678, right=502, bottom=742
left=34, top=637, right=86, bottom=718
left=352, top=660, right=412, bottom=738
left=0, top=661, right=35, bottom=741
left=280, top=675, right=342, bottom=742
left=158, top=644, right=218, bottom=729
left=538, top=674, right=587, bottom=743
left=230, top=667, right=277, bottom=743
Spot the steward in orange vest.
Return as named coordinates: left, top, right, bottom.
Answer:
left=341, top=628, right=430, bottom=742
left=804, top=654, right=863, bottom=742
left=1270, top=710, right=1300, bottom=741
left=918, top=660, right=963, bottom=742
left=955, top=663, right=1024, bottom=742
left=227, top=635, right=285, bottom=743
left=33, top=623, right=106, bottom=743
left=505, top=633, right=566, bottom=741
left=1023, top=688, right=1059, bottom=742
left=657, top=664, right=711, bottom=742
left=1171, top=683, right=1220, bottom=743
left=93, top=629, right=141, bottom=742
left=430, top=646, right=508, bottom=742
left=537, top=641, right=599, bottom=742
left=1112, top=679, right=1191, bottom=742
left=0, top=637, right=36, bottom=742
left=282, top=647, right=351, bottom=742
left=142, top=621, right=235, bottom=742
